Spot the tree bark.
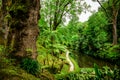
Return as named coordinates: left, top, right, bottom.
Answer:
left=0, top=0, right=40, bottom=59
left=112, top=6, right=118, bottom=45
left=112, top=16, right=117, bottom=45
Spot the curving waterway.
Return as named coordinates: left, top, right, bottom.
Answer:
left=66, top=50, right=74, bottom=72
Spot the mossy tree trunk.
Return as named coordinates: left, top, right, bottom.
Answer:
left=0, top=0, right=40, bottom=59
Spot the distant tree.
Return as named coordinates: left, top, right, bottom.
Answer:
left=0, top=0, right=40, bottom=59
left=93, top=0, right=120, bottom=45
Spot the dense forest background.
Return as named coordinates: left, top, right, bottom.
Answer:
left=0, top=0, right=120, bottom=80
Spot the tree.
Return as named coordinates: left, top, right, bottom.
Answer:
left=0, top=0, right=40, bottom=59
left=94, top=0, right=120, bottom=45
left=78, top=12, right=108, bottom=56
left=40, top=0, right=83, bottom=30
left=117, top=9, right=120, bottom=43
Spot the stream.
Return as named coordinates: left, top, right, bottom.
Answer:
left=78, top=53, right=116, bottom=68
left=66, top=50, right=74, bottom=72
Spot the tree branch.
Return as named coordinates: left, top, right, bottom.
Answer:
left=53, top=0, right=72, bottom=30
left=97, top=0, right=110, bottom=18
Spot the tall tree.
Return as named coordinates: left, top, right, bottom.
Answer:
left=94, top=0, right=120, bottom=45
left=0, top=0, right=40, bottom=59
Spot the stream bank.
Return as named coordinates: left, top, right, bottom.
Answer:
left=78, top=53, right=117, bottom=69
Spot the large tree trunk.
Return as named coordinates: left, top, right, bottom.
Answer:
left=0, top=0, right=40, bottom=59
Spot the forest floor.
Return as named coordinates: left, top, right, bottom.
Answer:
left=0, top=55, right=40, bottom=80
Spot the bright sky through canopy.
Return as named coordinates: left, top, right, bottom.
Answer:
left=79, top=0, right=100, bottom=22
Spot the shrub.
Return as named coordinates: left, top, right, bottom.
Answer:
left=56, top=72, right=81, bottom=80
left=94, top=64, right=120, bottom=80
left=56, top=65, right=120, bottom=80
left=20, top=58, right=40, bottom=75
left=56, top=71, right=94, bottom=80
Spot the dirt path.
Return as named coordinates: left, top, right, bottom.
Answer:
left=66, top=50, right=74, bottom=72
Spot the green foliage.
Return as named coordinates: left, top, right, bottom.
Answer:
left=113, top=67, right=120, bottom=79
left=40, top=0, right=82, bottom=29
left=78, top=12, right=108, bottom=55
left=37, top=0, right=120, bottom=79
left=20, top=58, right=40, bottom=75
left=78, top=10, right=120, bottom=65
left=56, top=72, right=83, bottom=80
left=102, top=44, right=120, bottom=60
left=94, top=64, right=120, bottom=80
left=37, top=18, right=80, bottom=57
left=94, top=63, right=102, bottom=79
left=95, top=43, right=120, bottom=65
left=56, top=66, right=120, bottom=80
left=78, top=11, right=120, bottom=63
left=38, top=0, right=83, bottom=58
left=55, top=69, right=95, bottom=80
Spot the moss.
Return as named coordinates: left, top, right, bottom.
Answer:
left=9, top=3, right=28, bottom=19
left=25, top=48, right=33, bottom=56
left=3, top=0, right=31, bottom=51
left=0, top=53, right=40, bottom=80
left=0, top=68, right=41, bottom=80
left=40, top=71, right=55, bottom=80
left=4, top=13, right=12, bottom=21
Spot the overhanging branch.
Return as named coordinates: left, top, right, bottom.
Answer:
left=97, top=0, right=110, bottom=19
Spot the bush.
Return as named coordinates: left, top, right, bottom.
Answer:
left=56, top=72, right=82, bottom=80
left=98, top=44, right=120, bottom=64
left=56, top=71, right=95, bottom=80
left=56, top=65, right=120, bottom=80
left=20, top=58, right=40, bottom=75
left=94, top=64, right=120, bottom=80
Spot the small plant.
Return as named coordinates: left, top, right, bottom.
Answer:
left=94, top=63, right=103, bottom=79
left=20, top=58, right=40, bottom=75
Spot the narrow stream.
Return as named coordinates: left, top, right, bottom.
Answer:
left=66, top=50, right=74, bottom=71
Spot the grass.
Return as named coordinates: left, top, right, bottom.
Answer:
left=60, top=63, right=69, bottom=74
